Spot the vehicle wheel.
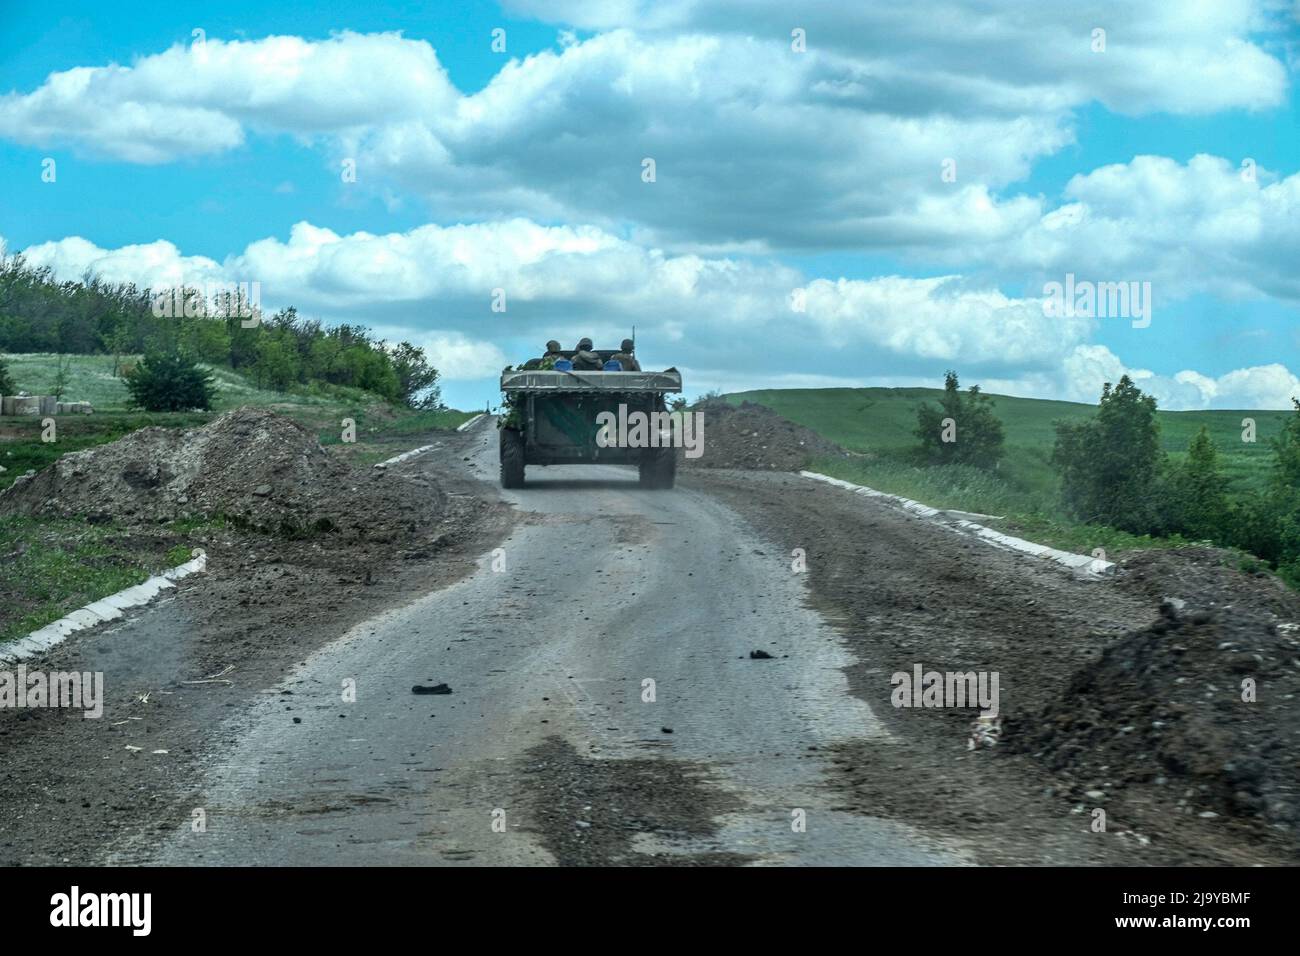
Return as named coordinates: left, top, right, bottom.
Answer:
left=638, top=448, right=676, bottom=489
left=500, top=428, right=525, bottom=488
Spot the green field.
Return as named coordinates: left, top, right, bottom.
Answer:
left=3, top=352, right=384, bottom=413
left=725, top=386, right=1290, bottom=556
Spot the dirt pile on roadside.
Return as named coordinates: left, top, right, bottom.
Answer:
left=683, top=400, right=845, bottom=471
left=0, top=406, right=445, bottom=540
left=1012, top=557, right=1300, bottom=836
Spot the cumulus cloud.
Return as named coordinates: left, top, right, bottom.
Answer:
left=0, top=32, right=456, bottom=163
left=2, top=4, right=1287, bottom=252
left=15, top=236, right=226, bottom=290
left=14, top=219, right=1296, bottom=408
left=505, top=0, right=1289, bottom=115
left=413, top=332, right=510, bottom=381
left=980, top=155, right=1300, bottom=305
left=1063, top=344, right=1300, bottom=409
left=12, top=219, right=1079, bottom=373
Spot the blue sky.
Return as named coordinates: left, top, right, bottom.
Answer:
left=1, top=0, right=1297, bottom=411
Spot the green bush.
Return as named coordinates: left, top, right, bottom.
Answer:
left=124, top=352, right=217, bottom=412
left=914, top=371, right=1005, bottom=469
left=1158, top=426, right=1231, bottom=539
left=1052, top=376, right=1163, bottom=532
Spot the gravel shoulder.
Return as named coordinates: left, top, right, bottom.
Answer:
left=684, top=469, right=1300, bottom=865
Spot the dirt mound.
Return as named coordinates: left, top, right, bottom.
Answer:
left=684, top=400, right=845, bottom=471
left=0, top=406, right=445, bottom=540
left=1012, top=565, right=1300, bottom=834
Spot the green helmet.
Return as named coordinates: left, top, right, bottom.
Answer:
left=577, top=337, right=593, bottom=351
left=620, top=338, right=635, bottom=352
left=546, top=339, right=561, bottom=352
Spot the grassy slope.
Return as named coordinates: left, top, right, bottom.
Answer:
left=6, top=352, right=376, bottom=413
left=726, top=387, right=1288, bottom=558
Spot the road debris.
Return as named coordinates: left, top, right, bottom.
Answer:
left=411, top=683, right=453, bottom=695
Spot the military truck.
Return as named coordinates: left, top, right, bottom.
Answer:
left=498, top=350, right=682, bottom=489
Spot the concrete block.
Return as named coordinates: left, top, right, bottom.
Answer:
left=10, top=395, right=40, bottom=416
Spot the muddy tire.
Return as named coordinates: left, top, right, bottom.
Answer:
left=638, top=448, right=676, bottom=489
left=500, top=428, right=525, bottom=488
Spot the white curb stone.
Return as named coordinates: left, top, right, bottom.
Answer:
left=800, top=471, right=1114, bottom=577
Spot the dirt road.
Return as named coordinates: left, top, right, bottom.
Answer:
left=4, top=417, right=1294, bottom=865
left=118, top=423, right=966, bottom=866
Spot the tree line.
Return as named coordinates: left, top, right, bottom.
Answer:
left=0, top=255, right=441, bottom=409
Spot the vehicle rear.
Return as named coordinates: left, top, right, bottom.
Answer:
left=498, top=354, right=682, bottom=489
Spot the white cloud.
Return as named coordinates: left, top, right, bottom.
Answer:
left=1063, top=344, right=1300, bottom=409
left=411, top=333, right=509, bottom=381
left=505, top=0, right=1289, bottom=115
left=15, top=236, right=226, bottom=290
left=12, top=219, right=1081, bottom=373
left=0, top=32, right=457, bottom=163
left=15, top=219, right=1296, bottom=409
left=12, top=221, right=1300, bottom=411
left=2, top=5, right=1287, bottom=252
left=919, top=154, right=1300, bottom=307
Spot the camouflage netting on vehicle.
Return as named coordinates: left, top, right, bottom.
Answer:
left=0, top=406, right=446, bottom=539
left=682, top=399, right=847, bottom=471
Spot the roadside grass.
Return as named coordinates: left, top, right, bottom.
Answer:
left=319, top=406, right=478, bottom=467
left=809, top=454, right=1048, bottom=517
left=317, top=406, right=477, bottom=446
left=731, top=387, right=1284, bottom=497
left=809, top=453, right=1216, bottom=560
left=0, top=514, right=226, bottom=645
left=982, top=513, right=1197, bottom=559
left=1, top=516, right=155, bottom=643
left=744, top=387, right=1292, bottom=578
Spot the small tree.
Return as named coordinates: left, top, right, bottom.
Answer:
left=1271, top=398, right=1300, bottom=491
left=1169, top=426, right=1229, bottom=539
left=1052, top=375, right=1162, bottom=531
left=389, top=341, right=442, bottom=409
left=124, top=351, right=216, bottom=411
left=107, top=325, right=133, bottom=377
left=253, top=335, right=298, bottom=392
left=0, top=353, right=14, bottom=394
left=51, top=353, right=74, bottom=400
left=914, top=370, right=1005, bottom=469
left=1270, top=399, right=1300, bottom=584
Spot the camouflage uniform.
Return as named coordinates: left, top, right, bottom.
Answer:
left=609, top=339, right=641, bottom=371
left=524, top=340, right=565, bottom=370
left=571, top=337, right=603, bottom=371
